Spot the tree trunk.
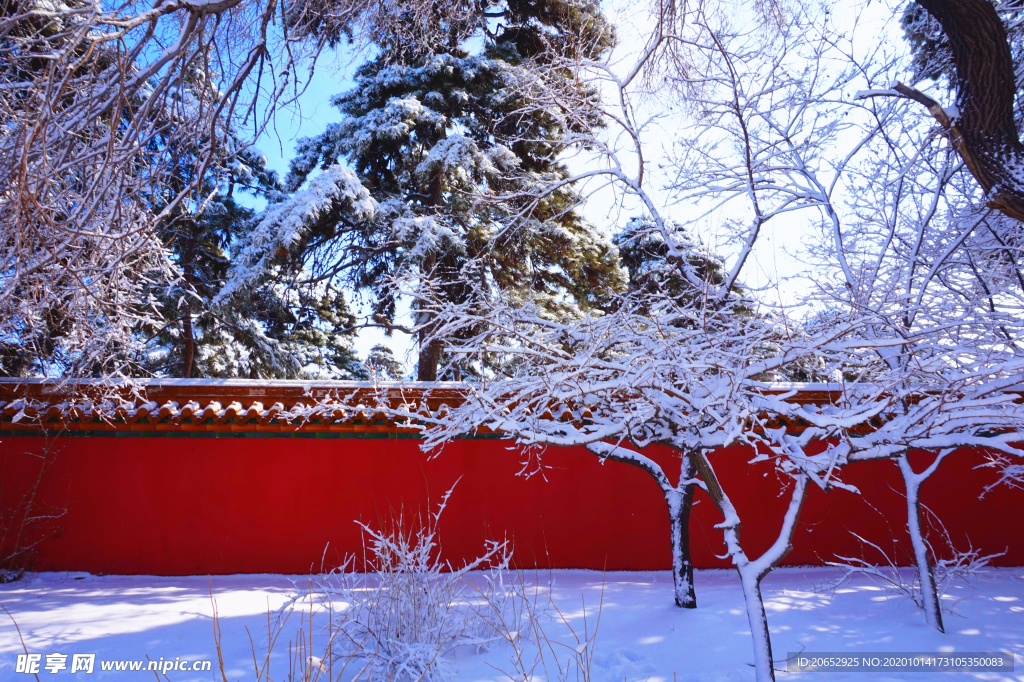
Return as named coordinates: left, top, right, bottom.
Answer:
left=181, top=311, right=195, bottom=379
left=668, top=461, right=698, bottom=608
left=689, top=450, right=810, bottom=682
left=897, top=455, right=945, bottom=632
left=588, top=443, right=700, bottom=608
left=180, top=223, right=196, bottom=379
left=415, top=242, right=440, bottom=381
left=667, top=485, right=697, bottom=608
left=915, top=0, right=1024, bottom=222
left=415, top=171, right=445, bottom=382
left=738, top=567, right=775, bottom=682
left=417, top=336, right=441, bottom=382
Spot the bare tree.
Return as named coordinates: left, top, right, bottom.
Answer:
left=391, top=275, right=887, bottom=682
left=0, top=0, right=510, bottom=378
left=768, top=372, right=1024, bottom=633
left=1, top=0, right=290, bottom=375
left=374, top=3, right=1024, bottom=679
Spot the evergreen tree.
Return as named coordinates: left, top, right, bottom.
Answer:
left=614, top=218, right=731, bottom=308
left=141, top=146, right=367, bottom=380
left=224, top=0, right=627, bottom=381
left=0, top=32, right=369, bottom=382
left=613, top=218, right=817, bottom=381
left=366, top=344, right=406, bottom=380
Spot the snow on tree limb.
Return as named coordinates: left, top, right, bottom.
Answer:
left=216, top=166, right=377, bottom=305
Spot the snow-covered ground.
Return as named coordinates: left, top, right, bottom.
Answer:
left=2, top=568, right=1023, bottom=681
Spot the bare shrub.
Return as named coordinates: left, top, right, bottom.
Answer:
left=313, top=485, right=521, bottom=680
left=480, top=570, right=603, bottom=682
left=0, top=437, right=65, bottom=583
left=209, top=484, right=612, bottom=681
left=825, top=501, right=1004, bottom=617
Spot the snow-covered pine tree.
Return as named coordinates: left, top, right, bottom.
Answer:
left=366, top=344, right=405, bottom=380
left=224, top=0, right=626, bottom=381
left=614, top=217, right=746, bottom=309
left=140, top=145, right=367, bottom=380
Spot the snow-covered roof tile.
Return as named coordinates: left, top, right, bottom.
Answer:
left=0, top=378, right=864, bottom=435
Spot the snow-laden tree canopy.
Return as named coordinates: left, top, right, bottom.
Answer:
left=219, top=0, right=627, bottom=381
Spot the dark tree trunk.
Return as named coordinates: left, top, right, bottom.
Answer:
left=416, top=246, right=440, bottom=382
left=915, top=0, right=1024, bottom=222
left=181, top=312, right=195, bottom=379
left=417, top=336, right=441, bottom=381
left=415, top=172, right=446, bottom=382
left=180, top=224, right=196, bottom=379
left=670, top=480, right=698, bottom=608
left=596, top=446, right=701, bottom=607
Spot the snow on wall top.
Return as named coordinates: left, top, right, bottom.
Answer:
left=0, top=379, right=851, bottom=435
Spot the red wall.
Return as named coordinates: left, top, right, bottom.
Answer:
left=1, top=435, right=1021, bottom=575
